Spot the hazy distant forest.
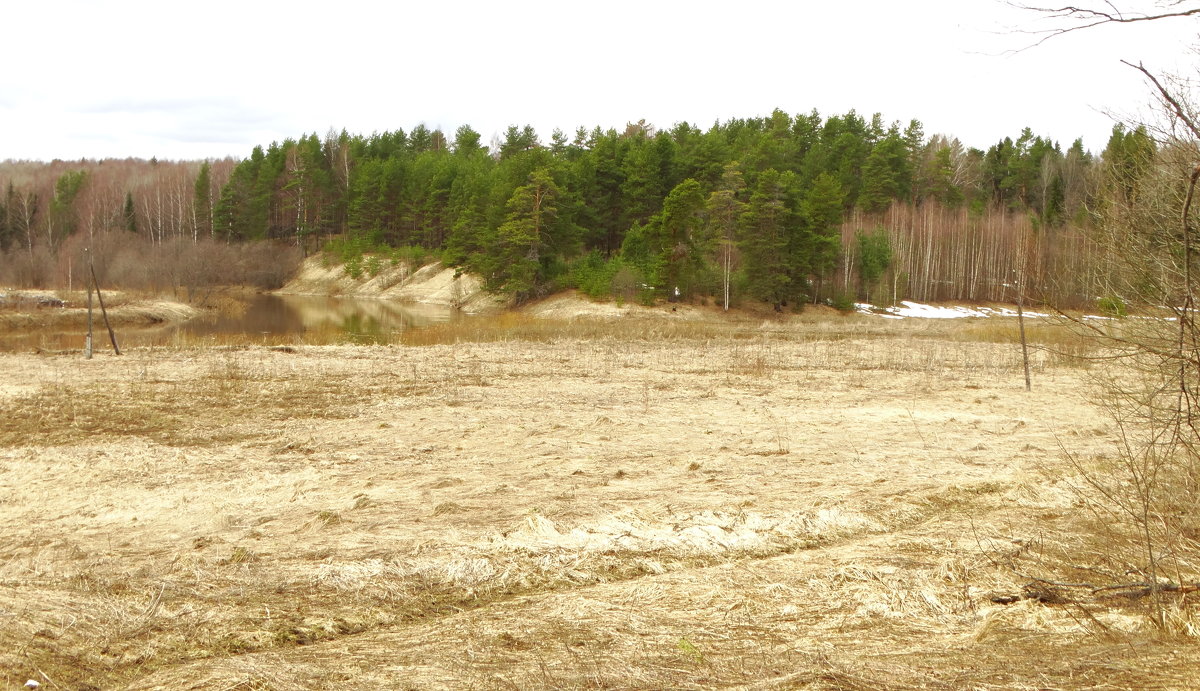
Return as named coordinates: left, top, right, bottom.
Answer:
left=0, top=109, right=1155, bottom=308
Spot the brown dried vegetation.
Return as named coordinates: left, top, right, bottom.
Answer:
left=1, top=316, right=1198, bottom=690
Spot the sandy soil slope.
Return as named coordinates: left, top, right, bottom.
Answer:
left=0, top=317, right=1196, bottom=689
left=278, top=257, right=507, bottom=314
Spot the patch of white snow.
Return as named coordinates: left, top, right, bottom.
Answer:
left=857, top=301, right=1049, bottom=320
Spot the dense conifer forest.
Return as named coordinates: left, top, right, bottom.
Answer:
left=0, top=109, right=1156, bottom=308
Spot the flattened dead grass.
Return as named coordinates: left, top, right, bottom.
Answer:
left=0, top=318, right=1196, bottom=689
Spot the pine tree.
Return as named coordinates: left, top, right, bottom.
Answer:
left=444, top=151, right=494, bottom=266
left=49, top=170, right=87, bottom=248
left=856, top=227, right=892, bottom=301
left=193, top=162, right=212, bottom=239
left=739, top=168, right=795, bottom=309
left=914, top=141, right=964, bottom=207
left=585, top=128, right=627, bottom=254
left=656, top=178, right=706, bottom=299
left=1104, top=123, right=1156, bottom=208
left=859, top=133, right=911, bottom=213
left=706, top=163, right=747, bottom=310
left=801, top=172, right=844, bottom=301
left=499, top=125, right=539, bottom=159
left=486, top=169, right=560, bottom=298
left=621, top=135, right=666, bottom=228
left=214, top=146, right=266, bottom=240
left=123, top=192, right=137, bottom=233
left=452, top=125, right=485, bottom=156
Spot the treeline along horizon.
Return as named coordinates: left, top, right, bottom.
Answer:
left=0, top=109, right=1157, bottom=307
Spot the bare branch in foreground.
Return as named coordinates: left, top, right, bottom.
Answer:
left=1009, top=2, right=1200, bottom=48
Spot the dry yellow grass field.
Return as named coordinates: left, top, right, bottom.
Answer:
left=1, top=310, right=1197, bottom=690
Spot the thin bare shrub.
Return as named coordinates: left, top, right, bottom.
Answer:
left=1052, top=80, right=1200, bottom=630
left=0, top=244, right=56, bottom=287
left=37, top=230, right=303, bottom=298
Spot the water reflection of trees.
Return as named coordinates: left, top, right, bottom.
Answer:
left=0, top=295, right=461, bottom=351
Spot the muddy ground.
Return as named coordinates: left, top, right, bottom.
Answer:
left=1, top=311, right=1197, bottom=690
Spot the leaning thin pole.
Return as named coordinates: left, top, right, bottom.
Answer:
left=87, top=250, right=120, bottom=355
left=85, top=281, right=94, bottom=360
left=1015, top=229, right=1032, bottom=392
left=1017, top=277, right=1031, bottom=392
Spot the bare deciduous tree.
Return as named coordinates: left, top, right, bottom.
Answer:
left=1016, top=1, right=1200, bottom=628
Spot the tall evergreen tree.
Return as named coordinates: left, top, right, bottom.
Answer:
left=584, top=128, right=627, bottom=254
left=801, top=172, right=844, bottom=300
left=856, top=227, right=892, bottom=301
left=1103, top=123, right=1156, bottom=208
left=739, top=168, right=796, bottom=309
left=453, top=125, right=485, bottom=156
left=214, top=145, right=267, bottom=240
left=483, top=168, right=560, bottom=298
left=621, top=134, right=667, bottom=228
left=859, top=133, right=910, bottom=213
left=123, top=192, right=137, bottom=234
left=655, top=178, right=707, bottom=299
left=193, top=162, right=212, bottom=239
left=499, top=125, right=539, bottom=159
left=706, top=162, right=747, bottom=310
left=444, top=151, right=495, bottom=265
left=49, top=170, right=87, bottom=248
left=913, top=138, right=965, bottom=207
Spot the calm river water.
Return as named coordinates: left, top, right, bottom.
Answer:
left=1, top=294, right=462, bottom=351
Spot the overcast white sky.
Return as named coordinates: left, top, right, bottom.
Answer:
left=1, top=0, right=1196, bottom=161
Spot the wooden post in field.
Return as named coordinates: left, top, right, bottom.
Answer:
left=1017, top=282, right=1031, bottom=392
left=85, top=281, right=94, bottom=359
left=1014, top=251, right=1032, bottom=391
left=86, top=248, right=120, bottom=355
